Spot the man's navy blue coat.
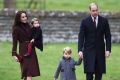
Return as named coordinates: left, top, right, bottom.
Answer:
left=78, top=15, right=111, bottom=73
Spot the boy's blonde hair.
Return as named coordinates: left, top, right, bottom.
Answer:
left=63, top=47, right=72, bottom=55
left=31, top=18, right=40, bottom=25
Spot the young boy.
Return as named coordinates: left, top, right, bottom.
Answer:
left=24, top=18, right=43, bottom=57
left=54, top=47, right=82, bottom=80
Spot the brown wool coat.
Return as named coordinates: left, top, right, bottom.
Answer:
left=12, top=23, right=40, bottom=79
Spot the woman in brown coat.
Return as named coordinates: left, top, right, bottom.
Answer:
left=12, top=11, right=40, bottom=80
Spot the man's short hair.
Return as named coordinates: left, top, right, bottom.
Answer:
left=89, top=2, right=98, bottom=10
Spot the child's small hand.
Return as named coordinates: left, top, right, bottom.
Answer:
left=30, top=39, right=34, bottom=43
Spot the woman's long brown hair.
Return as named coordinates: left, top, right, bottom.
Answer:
left=12, top=11, right=28, bottom=30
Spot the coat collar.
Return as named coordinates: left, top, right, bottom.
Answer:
left=62, top=56, right=71, bottom=60
left=88, top=15, right=101, bottom=29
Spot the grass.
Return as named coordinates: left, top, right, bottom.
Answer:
left=0, top=41, right=120, bottom=80
left=45, top=0, right=120, bottom=11
left=0, top=0, right=120, bottom=11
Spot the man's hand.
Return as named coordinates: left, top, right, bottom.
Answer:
left=78, top=51, right=83, bottom=59
left=105, top=51, right=111, bottom=57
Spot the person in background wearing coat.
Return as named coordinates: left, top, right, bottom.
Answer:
left=78, top=2, right=111, bottom=80
left=54, top=47, right=82, bottom=80
left=24, top=18, right=43, bottom=57
left=12, top=11, right=40, bottom=80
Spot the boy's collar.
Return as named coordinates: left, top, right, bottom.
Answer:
left=63, top=56, right=71, bottom=60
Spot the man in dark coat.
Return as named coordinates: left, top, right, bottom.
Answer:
left=78, top=3, right=111, bottom=80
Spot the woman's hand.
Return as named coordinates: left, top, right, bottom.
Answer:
left=13, top=56, right=19, bottom=62
left=30, top=39, right=34, bottom=43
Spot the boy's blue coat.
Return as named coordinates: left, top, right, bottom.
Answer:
left=54, top=57, right=82, bottom=80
